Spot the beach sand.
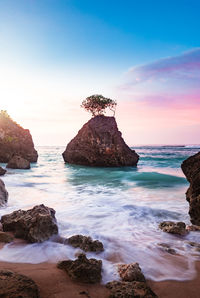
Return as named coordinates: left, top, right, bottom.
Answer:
left=0, top=259, right=200, bottom=297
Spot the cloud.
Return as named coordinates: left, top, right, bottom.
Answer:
left=124, top=48, right=200, bottom=86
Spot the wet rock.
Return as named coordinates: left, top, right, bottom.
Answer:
left=6, top=155, right=30, bottom=169
left=0, top=231, right=14, bottom=243
left=187, top=241, right=200, bottom=249
left=0, top=270, right=40, bottom=297
left=181, top=152, right=200, bottom=225
left=157, top=243, right=176, bottom=255
left=0, top=178, right=8, bottom=206
left=67, top=235, right=104, bottom=253
left=187, top=225, right=200, bottom=231
left=57, top=253, right=102, bottom=283
left=0, top=111, right=38, bottom=163
left=118, top=263, right=145, bottom=282
left=159, top=221, right=188, bottom=236
left=1, top=204, right=58, bottom=243
left=0, top=167, right=6, bottom=176
left=62, top=115, right=139, bottom=167
left=106, top=281, right=157, bottom=298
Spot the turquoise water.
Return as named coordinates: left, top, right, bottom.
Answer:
left=0, top=145, right=200, bottom=282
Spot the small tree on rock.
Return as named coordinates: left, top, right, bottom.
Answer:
left=81, top=94, right=117, bottom=117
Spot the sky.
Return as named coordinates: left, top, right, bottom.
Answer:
left=0, top=0, right=200, bottom=145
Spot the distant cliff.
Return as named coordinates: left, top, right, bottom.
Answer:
left=0, top=111, right=38, bottom=163
left=63, top=115, right=139, bottom=167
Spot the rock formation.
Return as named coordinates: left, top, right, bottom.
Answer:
left=118, top=263, right=145, bottom=282
left=66, top=234, right=104, bottom=253
left=6, top=155, right=30, bottom=169
left=0, top=231, right=14, bottom=243
left=159, top=221, right=188, bottom=236
left=0, top=270, right=40, bottom=297
left=106, top=281, right=157, bottom=297
left=1, top=204, right=58, bottom=242
left=0, top=111, right=38, bottom=163
left=0, top=178, right=8, bottom=206
left=181, top=152, right=200, bottom=225
left=62, top=115, right=139, bottom=167
left=57, top=253, right=102, bottom=283
left=0, top=167, right=6, bottom=176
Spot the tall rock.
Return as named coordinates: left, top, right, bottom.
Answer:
left=63, top=115, right=139, bottom=167
left=0, top=111, right=38, bottom=163
left=181, top=152, right=200, bottom=225
left=0, top=179, right=8, bottom=207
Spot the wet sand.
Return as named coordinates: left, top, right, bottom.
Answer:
left=0, top=260, right=200, bottom=297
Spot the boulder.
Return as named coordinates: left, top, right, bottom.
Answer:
left=0, top=178, right=8, bottom=206
left=118, top=263, right=145, bottom=282
left=0, top=167, right=6, bottom=176
left=1, top=204, right=58, bottom=243
left=0, top=111, right=38, bottom=163
left=6, top=155, right=30, bottom=169
left=57, top=253, right=102, bottom=283
left=159, top=221, right=188, bottom=236
left=106, top=281, right=157, bottom=298
left=0, top=270, right=40, bottom=297
left=62, top=115, right=139, bottom=167
left=0, top=231, right=14, bottom=243
left=66, top=235, right=104, bottom=253
left=181, top=152, right=200, bottom=225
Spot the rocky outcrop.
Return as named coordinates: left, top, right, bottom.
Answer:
left=57, top=253, right=102, bottom=283
left=1, top=204, right=58, bottom=242
left=0, top=231, right=14, bottom=243
left=0, top=167, right=6, bottom=176
left=62, top=115, right=139, bottom=167
left=0, top=178, right=8, bottom=206
left=0, top=111, right=38, bottom=163
left=0, top=270, right=40, bottom=297
left=181, top=152, right=200, bottom=225
left=6, top=155, right=30, bottom=169
left=66, top=235, right=104, bottom=253
left=118, top=263, right=145, bottom=282
left=159, top=221, right=188, bottom=236
left=106, top=281, right=157, bottom=298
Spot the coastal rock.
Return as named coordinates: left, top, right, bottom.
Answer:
left=0, top=167, right=6, bottom=176
left=1, top=204, right=58, bottom=243
left=0, top=231, right=14, bottom=243
left=106, top=281, right=157, bottom=298
left=157, top=243, right=176, bottom=255
left=118, top=263, right=145, bottom=282
left=0, top=178, right=8, bottom=206
left=0, top=111, right=38, bottom=163
left=57, top=253, right=102, bottom=283
left=181, top=152, right=200, bottom=225
left=159, top=221, right=188, bottom=236
left=6, top=155, right=31, bottom=169
left=67, top=235, right=104, bottom=253
left=0, top=270, right=40, bottom=297
left=62, top=115, right=139, bottom=167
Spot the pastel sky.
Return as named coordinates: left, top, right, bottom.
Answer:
left=0, top=0, right=200, bottom=145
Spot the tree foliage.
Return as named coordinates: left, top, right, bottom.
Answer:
left=81, top=95, right=117, bottom=117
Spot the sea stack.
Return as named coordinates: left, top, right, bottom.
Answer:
left=62, top=115, right=139, bottom=167
left=0, top=111, right=38, bottom=163
left=181, top=152, right=200, bottom=225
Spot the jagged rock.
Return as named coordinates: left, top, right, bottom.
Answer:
left=0, top=231, right=14, bottom=243
left=66, top=235, right=104, bottom=252
left=1, top=204, right=58, bottom=243
left=0, top=178, right=8, bottom=206
left=0, top=167, right=6, bottom=176
left=0, top=270, right=40, bottom=297
left=106, top=281, right=157, bottom=298
left=159, top=221, right=188, bottom=236
left=57, top=253, right=102, bottom=283
left=0, top=111, right=38, bottom=163
left=62, top=115, right=139, bottom=167
left=181, top=152, right=200, bottom=225
left=6, top=155, right=31, bottom=169
left=118, top=263, right=145, bottom=282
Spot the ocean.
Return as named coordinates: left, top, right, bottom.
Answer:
left=0, top=145, right=200, bottom=283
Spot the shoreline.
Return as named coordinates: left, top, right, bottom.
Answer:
left=0, top=259, right=199, bottom=297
